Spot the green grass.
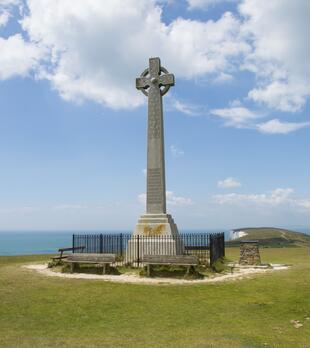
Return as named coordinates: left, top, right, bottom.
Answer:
left=1, top=248, right=310, bottom=348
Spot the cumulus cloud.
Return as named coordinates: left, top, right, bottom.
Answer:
left=210, top=106, right=260, bottom=127
left=0, top=34, right=43, bottom=79
left=0, top=9, right=10, bottom=26
left=257, top=119, right=310, bottom=134
left=213, top=71, right=233, bottom=83
left=170, top=98, right=203, bottom=116
left=240, top=0, right=310, bottom=112
left=1, top=0, right=310, bottom=128
left=138, top=191, right=193, bottom=207
left=214, top=188, right=310, bottom=211
left=217, top=177, right=241, bottom=188
left=170, top=145, right=184, bottom=158
left=0, top=0, right=20, bottom=27
left=52, top=204, right=88, bottom=211
left=5, top=0, right=247, bottom=109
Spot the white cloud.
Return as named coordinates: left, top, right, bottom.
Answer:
left=187, top=0, right=237, bottom=10
left=138, top=191, right=193, bottom=207
left=213, top=71, right=233, bottom=83
left=142, top=168, right=147, bottom=176
left=217, top=177, right=241, bottom=188
left=14, top=0, right=249, bottom=108
left=0, top=9, right=10, bottom=26
left=0, top=0, right=19, bottom=5
left=257, top=118, right=310, bottom=134
left=0, top=0, right=20, bottom=27
left=166, top=191, right=194, bottom=206
left=170, top=144, right=184, bottom=158
left=171, top=98, right=203, bottom=116
left=240, top=0, right=310, bottom=112
left=214, top=188, right=310, bottom=211
left=52, top=204, right=88, bottom=211
left=0, top=34, right=43, bottom=79
left=1, top=0, right=310, bottom=122
left=0, top=206, right=40, bottom=214
left=210, top=106, right=260, bottom=127
left=296, top=199, right=310, bottom=210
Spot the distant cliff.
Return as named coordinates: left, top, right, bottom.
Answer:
left=227, top=227, right=310, bottom=247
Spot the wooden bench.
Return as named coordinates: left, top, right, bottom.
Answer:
left=51, top=246, right=85, bottom=262
left=63, top=253, right=116, bottom=274
left=142, top=255, right=199, bottom=277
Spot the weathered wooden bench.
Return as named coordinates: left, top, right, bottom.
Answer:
left=51, top=246, right=85, bottom=262
left=63, top=253, right=116, bottom=274
left=142, top=255, right=199, bottom=277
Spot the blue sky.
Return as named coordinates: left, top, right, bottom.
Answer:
left=0, top=0, right=310, bottom=231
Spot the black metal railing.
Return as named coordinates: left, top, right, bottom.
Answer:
left=72, top=232, right=224, bottom=266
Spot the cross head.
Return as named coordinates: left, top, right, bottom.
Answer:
left=136, top=57, right=174, bottom=97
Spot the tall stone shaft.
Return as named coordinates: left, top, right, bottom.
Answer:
left=136, top=57, right=174, bottom=214
left=131, top=56, right=180, bottom=245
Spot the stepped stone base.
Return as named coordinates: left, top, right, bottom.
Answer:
left=126, top=214, right=183, bottom=263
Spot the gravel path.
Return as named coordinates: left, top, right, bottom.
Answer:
left=22, top=264, right=289, bottom=286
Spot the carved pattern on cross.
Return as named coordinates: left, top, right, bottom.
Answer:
left=135, top=57, right=175, bottom=97
left=136, top=57, right=174, bottom=139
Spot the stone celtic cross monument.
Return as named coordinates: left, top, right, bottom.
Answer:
left=130, top=57, right=181, bottom=251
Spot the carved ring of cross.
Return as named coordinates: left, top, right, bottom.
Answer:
left=138, top=66, right=172, bottom=97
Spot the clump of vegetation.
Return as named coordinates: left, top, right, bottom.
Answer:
left=211, top=257, right=230, bottom=273
left=47, top=259, right=64, bottom=268
left=139, top=265, right=204, bottom=279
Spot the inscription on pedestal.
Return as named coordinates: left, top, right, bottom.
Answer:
left=147, top=168, right=162, bottom=204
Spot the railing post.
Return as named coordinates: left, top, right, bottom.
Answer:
left=72, top=234, right=75, bottom=253
left=100, top=234, right=103, bottom=254
left=137, top=234, right=140, bottom=267
left=210, top=234, right=213, bottom=266
left=120, top=233, right=123, bottom=257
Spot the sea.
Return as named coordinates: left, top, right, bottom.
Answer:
left=0, top=228, right=309, bottom=256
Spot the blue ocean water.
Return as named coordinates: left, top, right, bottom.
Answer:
left=0, top=228, right=308, bottom=256
left=0, top=229, right=227, bottom=256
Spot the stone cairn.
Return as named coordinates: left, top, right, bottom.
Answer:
left=239, top=240, right=261, bottom=265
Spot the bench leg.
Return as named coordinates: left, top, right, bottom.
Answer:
left=102, top=264, right=106, bottom=275
left=70, top=263, right=75, bottom=274
left=147, top=264, right=151, bottom=277
left=186, top=265, right=194, bottom=275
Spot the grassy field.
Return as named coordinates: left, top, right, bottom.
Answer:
left=1, top=248, right=310, bottom=348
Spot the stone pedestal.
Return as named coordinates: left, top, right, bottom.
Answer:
left=126, top=214, right=183, bottom=263
left=239, top=240, right=261, bottom=265
left=133, top=213, right=179, bottom=237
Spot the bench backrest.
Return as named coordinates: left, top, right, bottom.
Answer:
left=67, top=253, right=116, bottom=263
left=142, top=255, right=198, bottom=265
left=58, top=246, right=85, bottom=253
